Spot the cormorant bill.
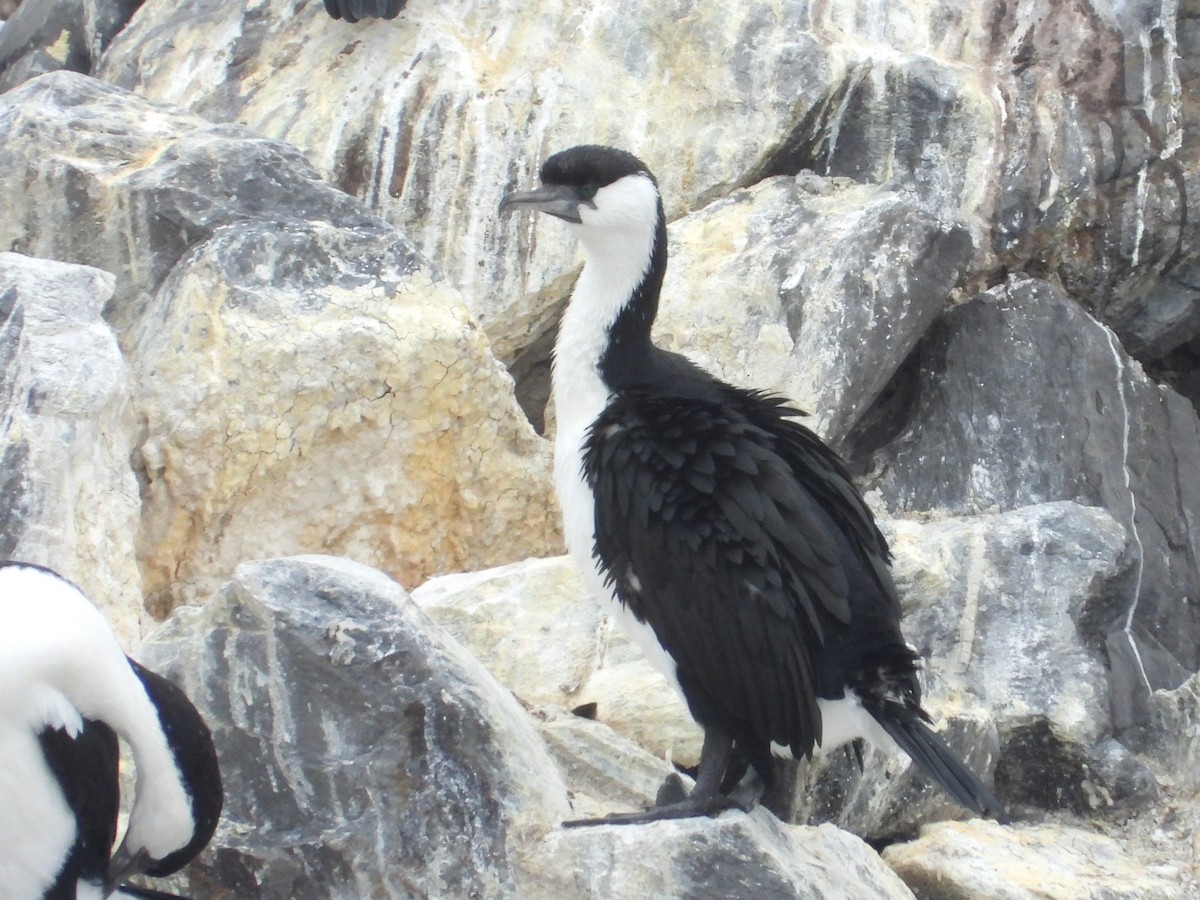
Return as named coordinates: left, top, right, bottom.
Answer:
left=499, top=145, right=1008, bottom=826
left=0, top=562, right=222, bottom=898
left=323, top=0, right=406, bottom=23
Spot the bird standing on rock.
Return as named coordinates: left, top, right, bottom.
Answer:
left=500, top=144, right=1008, bottom=826
left=0, top=562, right=222, bottom=899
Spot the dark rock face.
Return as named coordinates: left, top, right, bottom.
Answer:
left=0, top=72, right=418, bottom=350
left=136, top=556, right=570, bottom=899
left=0, top=0, right=143, bottom=91
left=861, top=278, right=1200, bottom=719
left=761, top=1, right=1200, bottom=384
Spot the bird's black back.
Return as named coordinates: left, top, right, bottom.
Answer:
left=583, top=353, right=914, bottom=779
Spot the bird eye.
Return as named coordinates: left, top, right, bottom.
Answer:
left=579, top=183, right=599, bottom=201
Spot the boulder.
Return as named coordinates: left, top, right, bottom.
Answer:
left=656, top=174, right=972, bottom=443
left=0, top=72, right=559, bottom=614
left=883, top=819, right=1191, bottom=900
left=523, top=815, right=917, bottom=900
left=416, top=502, right=1150, bottom=839
left=785, top=502, right=1145, bottom=835
left=0, top=251, right=143, bottom=643
left=136, top=556, right=924, bottom=899
left=135, top=556, right=571, bottom=899
left=0, top=0, right=142, bottom=91
left=860, top=278, right=1200, bottom=722
left=413, top=556, right=703, bottom=768
left=93, top=0, right=1200, bottom=395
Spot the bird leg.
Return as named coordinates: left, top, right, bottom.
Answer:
left=563, top=728, right=751, bottom=827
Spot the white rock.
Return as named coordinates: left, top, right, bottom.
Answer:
left=883, top=819, right=1189, bottom=900
left=0, top=251, right=143, bottom=644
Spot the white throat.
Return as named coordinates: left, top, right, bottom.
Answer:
left=547, top=173, right=682, bottom=685
left=551, top=172, right=661, bottom=448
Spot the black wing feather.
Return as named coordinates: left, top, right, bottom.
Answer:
left=584, top=388, right=876, bottom=772
left=38, top=720, right=121, bottom=898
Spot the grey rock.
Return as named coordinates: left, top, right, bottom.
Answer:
left=136, top=556, right=571, bottom=899
left=0, top=71, right=412, bottom=349
left=785, top=502, right=1135, bottom=835
left=0, top=72, right=559, bottom=614
left=135, top=556, right=927, bottom=899
left=0, top=0, right=142, bottom=91
left=0, top=251, right=143, bottom=643
left=97, top=0, right=836, bottom=360
left=657, top=175, right=972, bottom=443
left=861, top=278, right=1200, bottom=719
left=1126, top=671, right=1200, bottom=795
left=93, top=0, right=1200, bottom=396
left=760, top=2, right=1200, bottom=371
left=883, top=819, right=1190, bottom=900
left=523, top=814, right=916, bottom=900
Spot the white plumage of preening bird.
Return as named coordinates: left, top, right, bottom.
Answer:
left=0, top=562, right=221, bottom=899
left=500, top=145, right=1008, bottom=826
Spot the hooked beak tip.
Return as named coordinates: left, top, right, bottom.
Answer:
left=497, top=185, right=584, bottom=224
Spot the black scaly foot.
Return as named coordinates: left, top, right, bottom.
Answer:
left=563, top=729, right=750, bottom=827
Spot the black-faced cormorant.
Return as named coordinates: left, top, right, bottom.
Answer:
left=500, top=145, right=1007, bottom=825
left=0, top=562, right=222, bottom=897
left=323, top=0, right=406, bottom=23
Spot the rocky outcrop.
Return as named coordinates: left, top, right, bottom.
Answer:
left=0, top=0, right=141, bottom=91
left=0, top=0, right=1197, bottom=896
left=0, top=72, right=558, bottom=614
left=90, top=0, right=1200, bottom=407
left=0, top=251, right=143, bottom=643
left=414, top=503, right=1157, bottom=842
left=137, top=556, right=917, bottom=899
left=859, top=278, right=1200, bottom=720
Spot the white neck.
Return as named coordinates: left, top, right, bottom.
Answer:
left=551, top=172, right=662, bottom=436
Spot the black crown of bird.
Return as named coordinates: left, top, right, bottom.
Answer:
left=0, top=562, right=222, bottom=899
left=501, top=144, right=1008, bottom=826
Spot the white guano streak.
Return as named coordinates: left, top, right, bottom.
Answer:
left=1102, top=326, right=1151, bottom=696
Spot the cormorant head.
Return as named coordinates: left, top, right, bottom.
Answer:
left=104, top=661, right=223, bottom=896
left=500, top=145, right=661, bottom=242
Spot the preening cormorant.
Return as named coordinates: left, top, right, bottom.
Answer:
left=500, top=145, right=1008, bottom=825
left=0, top=562, right=222, bottom=897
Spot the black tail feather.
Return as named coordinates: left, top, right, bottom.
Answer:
left=867, top=701, right=1009, bottom=823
